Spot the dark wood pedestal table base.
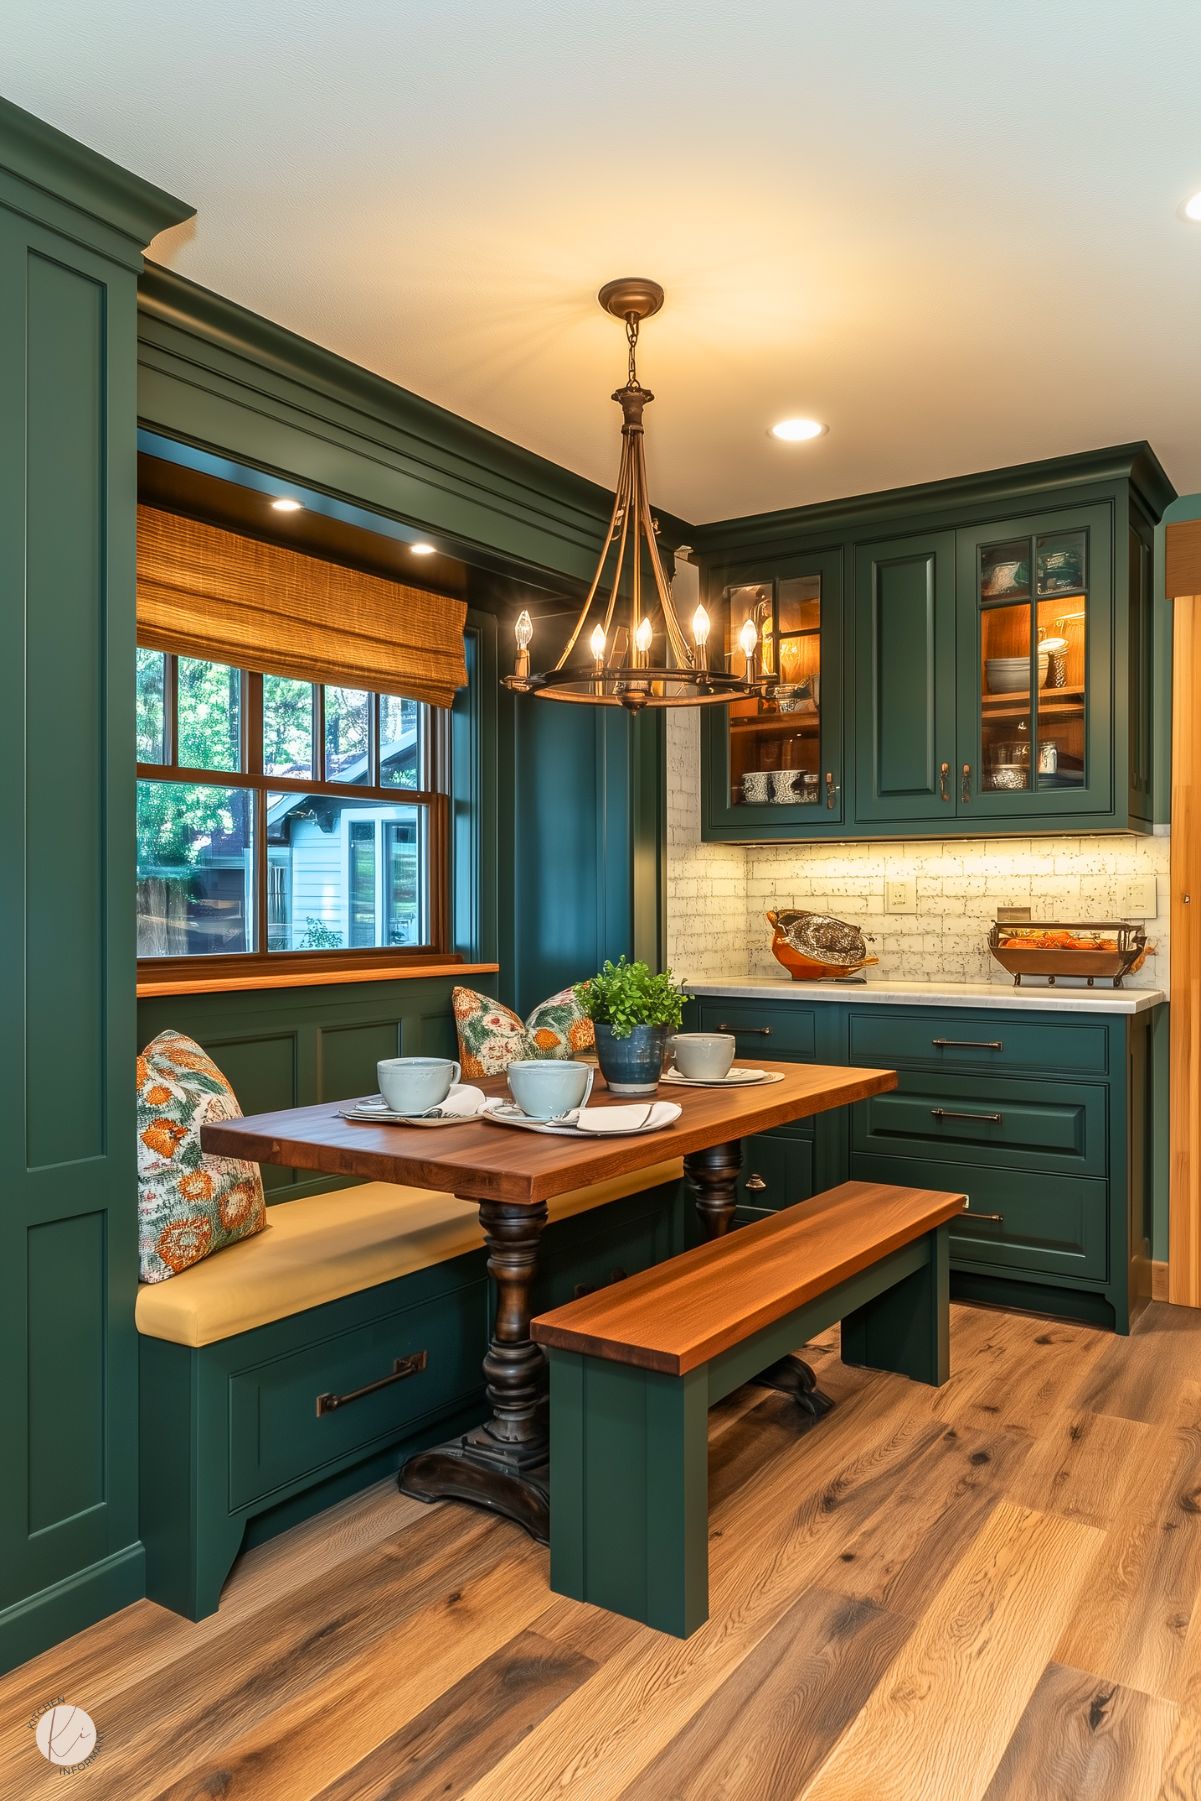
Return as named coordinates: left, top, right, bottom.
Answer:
left=400, top=1198, right=553, bottom=1537
left=683, top=1141, right=834, bottom=1422
left=200, top=1060, right=894, bottom=1546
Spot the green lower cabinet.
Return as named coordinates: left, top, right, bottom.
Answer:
left=682, top=996, right=1156, bottom=1332
left=734, top=1128, right=816, bottom=1225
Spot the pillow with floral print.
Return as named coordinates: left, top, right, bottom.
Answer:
left=136, top=1030, right=267, bottom=1283
left=452, top=985, right=595, bottom=1079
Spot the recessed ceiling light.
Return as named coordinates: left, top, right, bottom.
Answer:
left=409, top=542, right=437, bottom=556
left=1182, top=192, right=1201, bottom=222
left=769, top=417, right=827, bottom=443
left=270, top=496, right=303, bottom=512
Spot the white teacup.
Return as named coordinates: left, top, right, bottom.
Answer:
left=673, top=1033, right=736, bottom=1081
left=507, top=1059, right=594, bottom=1121
left=377, top=1055, right=460, bottom=1116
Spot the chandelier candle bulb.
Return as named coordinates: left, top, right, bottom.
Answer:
left=691, top=604, right=710, bottom=667
left=589, top=623, right=607, bottom=671
left=513, top=608, right=533, bottom=683
left=739, top=616, right=759, bottom=676
left=635, top=617, right=654, bottom=661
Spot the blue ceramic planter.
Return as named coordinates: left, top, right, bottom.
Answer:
left=594, top=1022, right=668, bottom=1097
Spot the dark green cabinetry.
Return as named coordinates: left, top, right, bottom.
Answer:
left=698, top=447, right=1173, bottom=841
left=686, top=994, right=1155, bottom=1332
left=0, top=100, right=191, bottom=1676
left=854, top=530, right=957, bottom=824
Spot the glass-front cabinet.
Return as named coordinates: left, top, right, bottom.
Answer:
left=702, top=549, right=844, bottom=832
left=698, top=447, right=1169, bottom=841
left=956, top=504, right=1111, bottom=817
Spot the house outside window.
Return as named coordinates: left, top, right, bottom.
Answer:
left=136, top=650, right=449, bottom=971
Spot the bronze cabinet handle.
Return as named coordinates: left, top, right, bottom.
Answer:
left=717, top=1023, right=772, bottom=1036
left=961, top=761, right=972, bottom=803
left=825, top=770, right=838, bottom=809
left=316, top=1350, right=428, bottom=1417
left=931, top=1107, right=1002, bottom=1124
left=744, top=1173, right=768, bottom=1193
left=958, top=1210, right=1005, bottom=1224
left=931, top=1038, right=1003, bottom=1050
left=939, top=760, right=951, bottom=802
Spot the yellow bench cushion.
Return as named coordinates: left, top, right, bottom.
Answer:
left=134, top=1160, right=685, bottom=1348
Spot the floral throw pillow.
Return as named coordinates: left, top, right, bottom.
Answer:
left=452, top=985, right=595, bottom=1079
left=136, top=1030, right=267, bottom=1283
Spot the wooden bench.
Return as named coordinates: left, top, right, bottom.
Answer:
left=531, top=1178, right=965, bottom=1638
left=136, top=1161, right=685, bottom=1620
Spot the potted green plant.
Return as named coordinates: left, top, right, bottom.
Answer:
left=575, top=957, right=690, bottom=1097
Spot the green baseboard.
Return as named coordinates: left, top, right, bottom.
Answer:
left=0, top=1542, right=146, bottom=1679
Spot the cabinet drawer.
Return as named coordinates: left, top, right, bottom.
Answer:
left=695, top=999, right=816, bottom=1061
left=228, top=1276, right=487, bottom=1509
left=853, top=1072, right=1104, bottom=1176
left=847, top=1009, right=1109, bottom=1077
left=851, top=1152, right=1108, bottom=1281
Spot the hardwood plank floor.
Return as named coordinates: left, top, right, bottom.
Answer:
left=2, top=1301, right=1200, bottom=1801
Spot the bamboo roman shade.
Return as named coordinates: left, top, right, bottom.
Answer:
left=136, top=506, right=468, bottom=708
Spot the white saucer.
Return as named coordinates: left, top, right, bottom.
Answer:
left=340, top=1084, right=486, bottom=1127
left=481, top=1099, right=680, bottom=1138
left=661, top=1067, right=784, bottom=1088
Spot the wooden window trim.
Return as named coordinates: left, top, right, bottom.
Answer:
left=137, top=654, right=453, bottom=976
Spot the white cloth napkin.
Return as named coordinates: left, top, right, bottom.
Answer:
left=573, top=1100, right=682, bottom=1134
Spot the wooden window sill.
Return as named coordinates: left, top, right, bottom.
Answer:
left=136, top=961, right=499, bottom=998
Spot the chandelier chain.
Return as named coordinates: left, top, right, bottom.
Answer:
left=625, top=315, right=641, bottom=389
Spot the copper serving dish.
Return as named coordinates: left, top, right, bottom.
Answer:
left=987, top=920, right=1148, bottom=988
left=767, top=909, right=878, bottom=982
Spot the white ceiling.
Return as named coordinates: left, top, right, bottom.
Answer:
left=6, top=1, right=1201, bottom=521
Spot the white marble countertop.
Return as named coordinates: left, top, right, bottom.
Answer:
left=686, top=975, right=1166, bottom=1015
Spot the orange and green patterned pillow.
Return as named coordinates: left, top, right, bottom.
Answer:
left=452, top=985, right=595, bottom=1079
left=136, top=1030, right=267, bottom=1283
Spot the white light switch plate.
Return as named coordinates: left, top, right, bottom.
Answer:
left=885, top=878, right=916, bottom=914
left=1116, top=876, right=1158, bottom=919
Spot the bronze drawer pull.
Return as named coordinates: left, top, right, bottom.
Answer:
left=745, top=1173, right=768, bottom=1192
left=825, top=770, right=838, bottom=809
left=939, top=760, right=950, bottom=802
left=717, top=1023, right=772, bottom=1036
left=316, top=1350, right=428, bottom=1417
left=961, top=761, right=972, bottom=803
left=958, top=1210, right=1005, bottom=1224
left=931, top=1037, right=1003, bottom=1051
left=931, top=1107, right=1002, bottom=1124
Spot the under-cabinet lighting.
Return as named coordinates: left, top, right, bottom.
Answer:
left=270, top=497, right=303, bottom=512
left=409, top=542, right=437, bottom=556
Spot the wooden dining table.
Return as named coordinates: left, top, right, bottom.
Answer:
left=201, top=1058, right=896, bottom=1541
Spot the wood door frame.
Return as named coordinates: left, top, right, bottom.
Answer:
left=1166, top=520, right=1201, bottom=1304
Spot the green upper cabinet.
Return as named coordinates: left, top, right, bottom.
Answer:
left=701, top=549, right=844, bottom=834
left=696, top=445, right=1173, bottom=842
left=955, top=504, right=1112, bottom=818
left=854, top=531, right=956, bottom=823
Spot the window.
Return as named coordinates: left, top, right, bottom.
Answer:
left=136, top=650, right=449, bottom=970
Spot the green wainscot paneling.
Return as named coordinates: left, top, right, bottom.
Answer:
left=683, top=995, right=1157, bottom=1333
left=696, top=445, right=1174, bottom=842
left=0, top=96, right=192, bottom=1678
left=137, top=975, right=475, bottom=1202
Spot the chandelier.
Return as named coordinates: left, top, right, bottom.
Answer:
left=503, top=278, right=771, bottom=713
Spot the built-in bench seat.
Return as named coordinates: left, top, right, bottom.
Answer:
left=138, top=1161, right=684, bottom=1620
left=532, top=1178, right=965, bottom=1637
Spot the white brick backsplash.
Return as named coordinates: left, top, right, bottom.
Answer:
left=665, top=709, right=1169, bottom=988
